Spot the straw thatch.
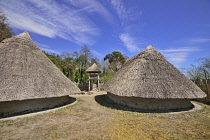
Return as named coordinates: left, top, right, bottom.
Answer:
left=104, top=45, right=206, bottom=99
left=0, top=32, right=81, bottom=102
left=86, top=63, right=101, bottom=73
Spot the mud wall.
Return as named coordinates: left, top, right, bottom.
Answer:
left=0, top=96, right=73, bottom=117
left=107, top=93, right=193, bottom=111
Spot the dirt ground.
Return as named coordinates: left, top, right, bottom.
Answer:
left=0, top=92, right=210, bottom=140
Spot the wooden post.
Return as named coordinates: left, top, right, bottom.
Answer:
left=89, top=73, right=90, bottom=91
left=98, top=73, right=100, bottom=91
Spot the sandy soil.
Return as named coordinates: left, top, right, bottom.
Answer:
left=0, top=92, right=114, bottom=140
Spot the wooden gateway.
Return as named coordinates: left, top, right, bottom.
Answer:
left=86, top=63, right=101, bottom=91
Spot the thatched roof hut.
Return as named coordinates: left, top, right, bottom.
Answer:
left=104, top=45, right=206, bottom=111
left=0, top=32, right=80, bottom=117
left=86, top=63, right=101, bottom=73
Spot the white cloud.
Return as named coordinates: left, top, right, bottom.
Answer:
left=69, top=0, right=114, bottom=22
left=119, top=33, right=140, bottom=52
left=0, top=0, right=109, bottom=45
left=160, top=47, right=198, bottom=68
left=36, top=42, right=61, bottom=54
left=109, top=0, right=142, bottom=25
left=188, top=37, right=210, bottom=43
left=4, top=10, right=55, bottom=38
left=91, top=50, right=102, bottom=57
left=160, top=47, right=198, bottom=53
left=110, top=0, right=127, bottom=20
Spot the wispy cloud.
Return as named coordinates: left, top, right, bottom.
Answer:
left=110, top=0, right=127, bottom=20
left=160, top=47, right=198, bottom=68
left=36, top=42, right=61, bottom=54
left=187, top=37, right=210, bottom=44
left=109, top=0, right=144, bottom=54
left=119, top=33, right=140, bottom=52
left=91, top=50, right=103, bottom=57
left=69, top=0, right=114, bottom=23
left=109, top=0, right=142, bottom=25
left=0, top=0, right=113, bottom=45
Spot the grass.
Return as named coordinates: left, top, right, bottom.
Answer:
left=47, top=98, right=83, bottom=116
left=103, top=102, right=210, bottom=140
left=96, top=95, right=210, bottom=140
left=1, top=94, right=210, bottom=140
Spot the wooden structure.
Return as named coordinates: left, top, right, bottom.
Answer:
left=86, top=63, right=101, bottom=91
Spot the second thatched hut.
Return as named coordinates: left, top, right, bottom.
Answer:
left=103, top=45, right=206, bottom=111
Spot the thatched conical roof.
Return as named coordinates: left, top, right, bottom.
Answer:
left=86, top=63, right=101, bottom=73
left=0, top=32, right=81, bottom=102
left=104, top=45, right=206, bottom=99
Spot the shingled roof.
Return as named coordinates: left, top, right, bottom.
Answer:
left=103, top=45, right=206, bottom=99
left=86, top=63, right=101, bottom=73
left=0, top=32, right=81, bottom=102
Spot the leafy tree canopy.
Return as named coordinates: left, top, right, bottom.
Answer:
left=0, top=9, right=14, bottom=42
left=104, top=51, right=126, bottom=64
left=104, top=51, right=126, bottom=71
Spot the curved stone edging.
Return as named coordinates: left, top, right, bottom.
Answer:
left=0, top=97, right=77, bottom=121
left=167, top=101, right=203, bottom=114
left=95, top=94, right=204, bottom=114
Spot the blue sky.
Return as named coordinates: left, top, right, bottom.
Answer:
left=0, top=0, right=210, bottom=70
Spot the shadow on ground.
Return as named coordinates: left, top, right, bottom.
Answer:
left=0, top=97, right=76, bottom=119
left=191, top=99, right=210, bottom=106
left=95, top=94, right=195, bottom=113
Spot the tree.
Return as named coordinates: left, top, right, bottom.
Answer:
left=91, top=57, right=100, bottom=65
left=43, top=46, right=99, bottom=84
left=100, top=69, right=115, bottom=83
left=43, top=51, right=63, bottom=71
left=61, top=52, right=75, bottom=81
left=0, top=10, right=14, bottom=42
left=100, top=51, right=126, bottom=83
left=186, top=57, right=210, bottom=100
left=123, top=54, right=129, bottom=60
left=80, top=46, right=93, bottom=68
left=101, top=60, right=110, bottom=73
left=104, top=51, right=126, bottom=71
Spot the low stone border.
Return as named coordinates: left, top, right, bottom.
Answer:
left=0, top=98, right=77, bottom=121
left=95, top=94, right=204, bottom=114
left=167, top=101, right=203, bottom=114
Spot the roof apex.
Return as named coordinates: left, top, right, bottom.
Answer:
left=145, top=45, right=155, bottom=50
left=141, top=45, right=157, bottom=54
left=16, top=31, right=30, bottom=39
left=86, top=63, right=101, bottom=73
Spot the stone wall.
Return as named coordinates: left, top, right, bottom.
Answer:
left=77, top=83, right=101, bottom=91
left=107, top=93, right=193, bottom=111
left=0, top=96, right=74, bottom=117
